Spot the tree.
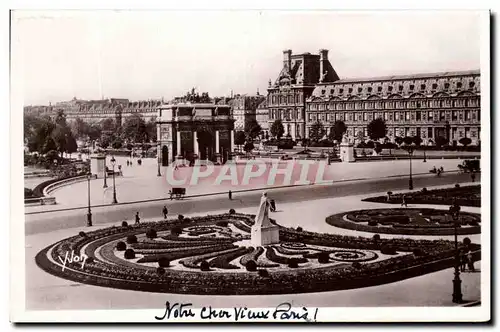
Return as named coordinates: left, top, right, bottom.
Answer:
left=367, top=118, right=387, bottom=142
left=42, top=137, right=57, bottom=154
left=112, top=137, right=123, bottom=149
left=356, top=130, right=365, bottom=143
left=459, top=137, right=472, bottom=147
left=71, top=117, right=88, bottom=140
left=122, top=114, right=148, bottom=143
left=146, top=117, right=157, bottom=142
left=243, top=141, right=254, bottom=154
left=328, top=120, right=347, bottom=143
left=309, top=121, right=325, bottom=142
left=244, top=119, right=262, bottom=141
left=234, top=131, right=246, bottom=151
left=403, top=136, right=414, bottom=146
left=270, top=120, right=284, bottom=140
left=395, top=136, right=404, bottom=146
left=435, top=136, right=449, bottom=148
left=412, top=136, right=422, bottom=146
left=66, top=134, right=78, bottom=154
left=86, top=124, right=102, bottom=141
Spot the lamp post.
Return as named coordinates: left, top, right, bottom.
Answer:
left=86, top=172, right=92, bottom=227
left=450, top=202, right=463, bottom=303
left=103, top=152, right=108, bottom=188
left=157, top=144, right=162, bottom=177
left=404, top=142, right=416, bottom=190
left=110, top=156, right=118, bottom=204
left=423, top=144, right=427, bottom=162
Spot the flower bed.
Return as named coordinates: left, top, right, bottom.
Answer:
left=35, top=212, right=481, bottom=295
left=326, top=208, right=481, bottom=236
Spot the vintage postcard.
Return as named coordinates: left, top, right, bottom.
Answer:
left=10, top=9, right=490, bottom=323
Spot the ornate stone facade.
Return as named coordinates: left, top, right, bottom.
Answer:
left=157, top=103, right=235, bottom=165
left=307, top=70, right=481, bottom=145
left=267, top=49, right=339, bottom=140
left=265, top=49, right=481, bottom=145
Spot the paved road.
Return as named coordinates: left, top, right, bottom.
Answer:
left=25, top=171, right=476, bottom=235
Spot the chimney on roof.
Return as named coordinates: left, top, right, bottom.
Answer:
left=319, top=49, right=329, bottom=82
left=283, top=49, right=292, bottom=72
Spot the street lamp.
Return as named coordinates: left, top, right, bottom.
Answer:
left=110, top=156, right=118, bottom=204
left=157, top=143, right=162, bottom=177
left=423, top=144, right=427, bottom=163
left=403, top=142, right=416, bottom=190
left=86, top=172, right=92, bottom=227
left=449, top=202, right=463, bottom=304
left=103, top=152, right=108, bottom=188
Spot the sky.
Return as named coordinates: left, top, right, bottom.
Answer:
left=13, top=10, right=482, bottom=106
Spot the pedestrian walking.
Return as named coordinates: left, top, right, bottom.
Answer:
left=162, top=205, right=168, bottom=219
left=466, top=250, right=475, bottom=272
left=401, top=195, right=408, bottom=207
left=270, top=199, right=276, bottom=212
left=471, top=172, right=476, bottom=183
left=135, top=212, right=140, bottom=225
left=228, top=190, right=232, bottom=200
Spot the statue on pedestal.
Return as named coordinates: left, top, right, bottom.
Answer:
left=251, top=192, right=280, bottom=246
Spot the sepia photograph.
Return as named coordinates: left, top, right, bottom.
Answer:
left=10, top=9, right=490, bottom=323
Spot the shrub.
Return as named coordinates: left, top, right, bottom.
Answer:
left=258, top=269, right=269, bottom=277
left=455, top=184, right=460, bottom=188
left=158, top=258, right=170, bottom=267
left=216, top=221, right=228, bottom=227
left=463, top=237, right=472, bottom=246
left=156, top=267, right=165, bottom=275
left=126, top=235, right=137, bottom=244
left=183, top=218, right=191, bottom=223
left=352, top=262, right=362, bottom=269
left=171, top=226, right=183, bottom=236
left=318, top=252, right=330, bottom=264
left=245, top=260, right=257, bottom=272
left=381, top=246, right=397, bottom=255
left=146, top=228, right=157, bottom=239
left=116, top=241, right=126, bottom=251
left=200, top=260, right=210, bottom=271
left=124, top=249, right=135, bottom=259
left=121, top=221, right=128, bottom=228
left=421, top=187, right=428, bottom=193
left=368, top=221, right=378, bottom=226
left=178, top=215, right=185, bottom=222
left=373, top=234, right=381, bottom=242
left=288, top=258, right=300, bottom=268
left=296, top=226, right=303, bottom=232
left=468, top=221, right=479, bottom=226
left=413, top=248, right=425, bottom=256
left=229, top=209, right=236, bottom=215
left=387, top=191, right=393, bottom=195
left=79, top=231, right=87, bottom=238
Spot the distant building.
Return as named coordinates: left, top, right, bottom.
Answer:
left=232, top=94, right=266, bottom=132
left=267, top=49, right=481, bottom=145
left=24, top=97, right=161, bottom=126
left=256, top=99, right=269, bottom=138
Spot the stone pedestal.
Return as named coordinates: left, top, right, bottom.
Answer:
left=340, top=142, right=355, bottom=162
left=90, top=153, right=106, bottom=178
left=251, top=224, right=280, bottom=247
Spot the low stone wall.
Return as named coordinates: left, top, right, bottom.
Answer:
left=43, top=174, right=97, bottom=196
left=24, top=196, right=57, bottom=206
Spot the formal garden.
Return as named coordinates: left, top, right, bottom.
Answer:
left=35, top=211, right=480, bottom=295
left=362, top=185, right=481, bottom=207
left=326, top=208, right=481, bottom=236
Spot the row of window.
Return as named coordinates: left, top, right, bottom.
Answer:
left=306, top=110, right=480, bottom=123
left=308, top=97, right=480, bottom=111
left=319, top=81, right=477, bottom=96
left=268, top=93, right=304, bottom=105
left=310, top=126, right=480, bottom=139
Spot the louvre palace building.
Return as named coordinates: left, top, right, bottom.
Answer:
left=267, top=49, right=481, bottom=145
